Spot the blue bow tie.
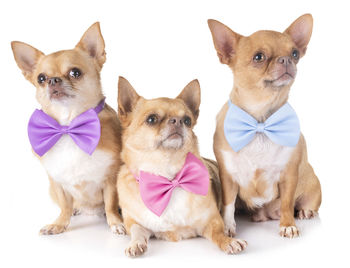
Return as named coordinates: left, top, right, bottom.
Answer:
left=224, top=101, right=300, bottom=152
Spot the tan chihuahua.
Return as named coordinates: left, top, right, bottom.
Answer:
left=208, top=14, right=321, bottom=238
left=117, top=77, right=247, bottom=257
left=11, top=23, right=125, bottom=235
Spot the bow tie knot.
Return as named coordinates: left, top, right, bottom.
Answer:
left=224, top=101, right=300, bottom=152
left=60, top=126, right=69, bottom=134
left=256, top=123, right=265, bottom=133
left=172, top=178, right=180, bottom=187
left=135, top=152, right=209, bottom=216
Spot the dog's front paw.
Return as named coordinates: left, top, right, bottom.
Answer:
left=221, top=238, right=247, bottom=254
left=296, top=210, right=318, bottom=220
left=110, top=223, right=126, bottom=235
left=125, top=239, right=148, bottom=257
left=224, top=222, right=236, bottom=237
left=39, top=224, right=67, bottom=235
left=279, top=225, right=299, bottom=238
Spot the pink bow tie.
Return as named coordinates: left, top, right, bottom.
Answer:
left=134, top=153, right=209, bottom=216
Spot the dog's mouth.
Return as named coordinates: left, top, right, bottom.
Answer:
left=166, top=132, right=183, bottom=140
left=265, top=72, right=295, bottom=87
left=49, top=88, right=74, bottom=100
left=159, top=131, right=184, bottom=149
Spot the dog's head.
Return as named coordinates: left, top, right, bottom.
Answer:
left=118, top=77, right=201, bottom=159
left=208, top=14, right=313, bottom=116
left=11, top=22, right=106, bottom=112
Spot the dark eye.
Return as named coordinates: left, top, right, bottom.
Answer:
left=183, top=116, right=191, bottom=127
left=146, top=114, right=158, bottom=125
left=69, top=68, right=81, bottom=79
left=291, top=49, right=299, bottom=60
left=37, top=73, right=46, bottom=84
left=253, top=52, right=266, bottom=63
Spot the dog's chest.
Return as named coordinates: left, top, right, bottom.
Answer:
left=41, top=135, right=114, bottom=201
left=221, top=134, right=294, bottom=206
left=131, top=165, right=211, bottom=233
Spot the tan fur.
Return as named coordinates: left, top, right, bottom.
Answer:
left=117, top=77, right=247, bottom=257
left=209, top=14, right=321, bottom=238
left=11, top=22, right=124, bottom=235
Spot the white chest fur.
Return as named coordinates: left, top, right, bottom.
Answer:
left=41, top=135, right=114, bottom=202
left=221, top=133, right=294, bottom=206
left=132, top=188, right=211, bottom=234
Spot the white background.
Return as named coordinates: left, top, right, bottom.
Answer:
left=1, top=0, right=349, bottom=267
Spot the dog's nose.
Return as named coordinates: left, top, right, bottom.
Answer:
left=277, top=56, right=292, bottom=65
left=168, top=117, right=182, bottom=126
left=48, top=77, right=62, bottom=86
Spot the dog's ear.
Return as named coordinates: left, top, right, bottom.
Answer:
left=207, top=19, right=242, bottom=65
left=76, top=22, right=106, bottom=68
left=177, top=79, right=201, bottom=121
left=11, top=41, right=44, bottom=82
left=284, top=14, right=313, bottom=56
left=118, top=76, right=140, bottom=123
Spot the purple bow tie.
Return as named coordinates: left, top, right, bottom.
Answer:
left=134, top=153, right=210, bottom=216
left=28, top=99, right=105, bottom=157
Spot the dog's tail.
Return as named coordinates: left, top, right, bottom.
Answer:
left=203, top=157, right=222, bottom=212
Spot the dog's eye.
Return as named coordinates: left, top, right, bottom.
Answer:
left=146, top=114, right=158, bottom=125
left=183, top=116, right=191, bottom=127
left=291, top=49, right=299, bottom=60
left=69, top=68, right=82, bottom=79
left=253, top=52, right=266, bottom=63
left=37, top=73, right=46, bottom=84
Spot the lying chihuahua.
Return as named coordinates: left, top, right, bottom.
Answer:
left=208, top=14, right=321, bottom=238
left=11, top=22, right=125, bottom=235
left=116, top=76, right=247, bottom=257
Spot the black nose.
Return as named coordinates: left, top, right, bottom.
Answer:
left=168, top=117, right=182, bottom=126
left=277, top=56, right=292, bottom=65
left=48, top=77, right=62, bottom=86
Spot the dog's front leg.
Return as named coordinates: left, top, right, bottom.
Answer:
left=40, top=178, right=73, bottom=235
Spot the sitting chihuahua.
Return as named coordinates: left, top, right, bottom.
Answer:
left=11, top=23, right=125, bottom=235
left=116, top=77, right=247, bottom=257
left=208, top=14, right=321, bottom=238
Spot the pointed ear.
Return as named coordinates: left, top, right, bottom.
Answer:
left=284, top=14, right=313, bottom=56
left=11, top=41, right=44, bottom=81
left=207, top=19, right=242, bottom=65
left=177, top=79, right=201, bottom=120
left=76, top=22, right=106, bottom=68
left=118, top=76, right=140, bottom=122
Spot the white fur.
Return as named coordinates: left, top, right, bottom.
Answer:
left=223, top=202, right=236, bottom=235
left=221, top=133, right=294, bottom=207
left=135, top=188, right=207, bottom=233
left=41, top=135, right=114, bottom=202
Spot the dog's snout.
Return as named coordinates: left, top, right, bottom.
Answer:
left=168, top=117, right=182, bottom=126
left=48, top=77, right=62, bottom=86
left=277, top=56, right=292, bottom=65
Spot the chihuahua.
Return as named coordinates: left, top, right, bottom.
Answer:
left=116, top=77, right=247, bottom=257
left=11, top=22, right=125, bottom=235
left=208, top=14, right=321, bottom=238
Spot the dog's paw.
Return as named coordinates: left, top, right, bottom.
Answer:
left=279, top=226, right=299, bottom=238
left=222, top=238, right=247, bottom=254
left=39, top=224, right=67, bottom=235
left=125, top=240, right=148, bottom=257
left=110, top=223, right=126, bottom=235
left=296, top=210, right=318, bottom=220
left=224, top=222, right=237, bottom=237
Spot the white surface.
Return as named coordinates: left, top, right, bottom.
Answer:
left=0, top=0, right=349, bottom=267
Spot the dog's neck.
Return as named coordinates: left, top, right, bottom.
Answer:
left=123, top=144, right=200, bottom=180
left=229, top=84, right=291, bottom=122
left=38, top=93, right=104, bottom=125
